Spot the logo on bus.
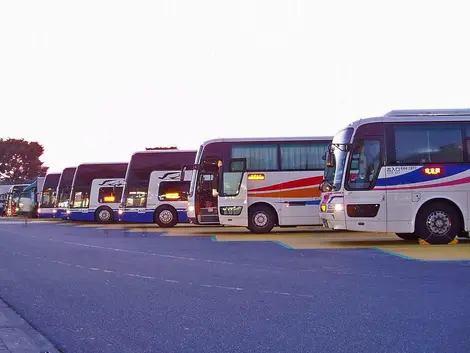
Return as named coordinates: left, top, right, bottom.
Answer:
left=386, top=166, right=419, bottom=174
left=98, top=180, right=125, bottom=187
left=158, top=172, right=181, bottom=180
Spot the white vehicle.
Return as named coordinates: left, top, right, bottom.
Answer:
left=65, top=163, right=128, bottom=223
left=319, top=109, right=470, bottom=244
left=118, top=150, right=196, bottom=227
left=18, top=177, right=46, bottom=216
left=181, top=137, right=332, bottom=233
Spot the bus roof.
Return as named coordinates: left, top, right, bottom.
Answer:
left=345, top=109, right=470, bottom=130
left=130, top=150, right=196, bottom=158
left=75, top=162, right=128, bottom=167
left=202, top=136, right=333, bottom=146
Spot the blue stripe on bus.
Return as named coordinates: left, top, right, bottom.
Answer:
left=375, top=165, right=470, bottom=187
left=281, top=200, right=321, bottom=206
left=118, top=209, right=190, bottom=224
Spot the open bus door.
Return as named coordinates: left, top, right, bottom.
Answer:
left=218, top=158, right=248, bottom=227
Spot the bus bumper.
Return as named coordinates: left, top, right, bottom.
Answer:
left=37, top=208, right=55, bottom=218
left=319, top=195, right=347, bottom=230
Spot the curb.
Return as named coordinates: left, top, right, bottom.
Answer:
left=0, top=298, right=60, bottom=353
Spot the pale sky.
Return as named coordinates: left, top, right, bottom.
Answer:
left=1, top=0, right=469, bottom=173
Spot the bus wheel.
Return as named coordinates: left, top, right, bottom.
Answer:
left=155, top=206, right=178, bottom=228
left=395, top=233, right=419, bottom=241
left=95, top=206, right=114, bottom=223
left=248, top=204, right=275, bottom=233
left=415, top=201, right=461, bottom=245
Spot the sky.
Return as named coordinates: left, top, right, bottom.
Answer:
left=1, top=0, right=470, bottom=173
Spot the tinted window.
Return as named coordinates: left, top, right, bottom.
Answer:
left=158, top=181, right=190, bottom=201
left=98, top=187, right=123, bottom=203
left=393, top=124, right=463, bottom=164
left=280, top=143, right=329, bottom=170
left=231, top=144, right=278, bottom=171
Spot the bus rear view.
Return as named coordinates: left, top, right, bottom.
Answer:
left=320, top=109, right=470, bottom=244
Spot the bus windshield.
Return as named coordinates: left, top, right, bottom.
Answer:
left=324, top=128, right=353, bottom=190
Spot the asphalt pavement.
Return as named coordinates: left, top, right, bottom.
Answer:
left=0, top=220, right=469, bottom=353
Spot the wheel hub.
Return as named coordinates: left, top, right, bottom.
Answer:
left=253, top=212, right=268, bottom=227
left=99, top=210, right=111, bottom=221
left=426, top=211, right=451, bottom=236
left=159, top=210, right=173, bottom=224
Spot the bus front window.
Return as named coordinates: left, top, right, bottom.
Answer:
left=324, top=146, right=348, bottom=191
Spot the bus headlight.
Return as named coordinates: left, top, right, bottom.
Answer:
left=334, top=203, right=344, bottom=212
left=118, top=209, right=124, bottom=215
left=187, top=205, right=195, bottom=212
left=220, top=206, right=242, bottom=216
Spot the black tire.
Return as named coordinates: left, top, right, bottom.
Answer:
left=395, top=233, right=419, bottom=241
left=248, top=204, right=276, bottom=233
left=155, top=205, right=178, bottom=228
left=415, top=201, right=461, bottom=244
left=95, top=206, right=114, bottom=223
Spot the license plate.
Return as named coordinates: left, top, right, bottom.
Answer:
left=208, top=207, right=214, bottom=213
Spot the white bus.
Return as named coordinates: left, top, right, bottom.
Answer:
left=65, top=163, right=128, bottom=223
left=319, top=109, right=470, bottom=244
left=117, top=150, right=196, bottom=227
left=181, top=137, right=332, bottom=233
left=37, top=173, right=61, bottom=218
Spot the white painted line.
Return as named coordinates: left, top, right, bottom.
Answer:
left=164, top=279, right=179, bottom=283
left=89, top=267, right=100, bottom=271
left=200, top=284, right=244, bottom=291
left=103, top=270, right=114, bottom=273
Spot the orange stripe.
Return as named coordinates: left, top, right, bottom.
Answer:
left=248, top=187, right=321, bottom=198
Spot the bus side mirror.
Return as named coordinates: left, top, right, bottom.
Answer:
left=326, top=152, right=335, bottom=167
left=180, top=166, right=187, bottom=182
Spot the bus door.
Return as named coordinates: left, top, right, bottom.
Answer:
left=343, top=136, right=387, bottom=232
left=218, top=158, right=248, bottom=227
left=196, top=158, right=220, bottom=224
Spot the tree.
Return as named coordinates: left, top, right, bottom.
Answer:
left=145, top=146, right=178, bottom=150
left=0, top=138, right=49, bottom=184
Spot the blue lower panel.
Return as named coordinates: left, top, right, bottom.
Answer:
left=118, top=209, right=189, bottom=224
left=69, top=211, right=95, bottom=221
left=54, top=209, right=65, bottom=219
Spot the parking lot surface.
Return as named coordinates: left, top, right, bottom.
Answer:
left=0, top=219, right=469, bottom=352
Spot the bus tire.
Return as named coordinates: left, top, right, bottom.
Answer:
left=95, top=206, right=114, bottom=223
left=248, top=204, right=275, bottom=233
left=395, top=233, right=419, bottom=241
left=155, top=205, right=178, bottom=228
left=415, top=201, right=461, bottom=245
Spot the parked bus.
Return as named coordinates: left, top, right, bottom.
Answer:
left=180, top=137, right=331, bottom=233
left=52, top=167, right=76, bottom=219
left=117, top=150, right=196, bottom=227
left=36, top=173, right=61, bottom=218
left=18, top=177, right=45, bottom=217
left=319, top=109, right=470, bottom=244
left=65, top=163, right=128, bottom=222
left=4, top=184, right=29, bottom=217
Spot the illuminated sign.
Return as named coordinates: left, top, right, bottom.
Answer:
left=248, top=174, right=265, bottom=180
left=423, top=167, right=443, bottom=175
left=164, top=193, right=180, bottom=199
left=103, top=195, right=115, bottom=202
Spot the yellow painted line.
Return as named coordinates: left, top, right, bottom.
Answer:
left=377, top=244, right=470, bottom=261
left=418, top=238, right=459, bottom=245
